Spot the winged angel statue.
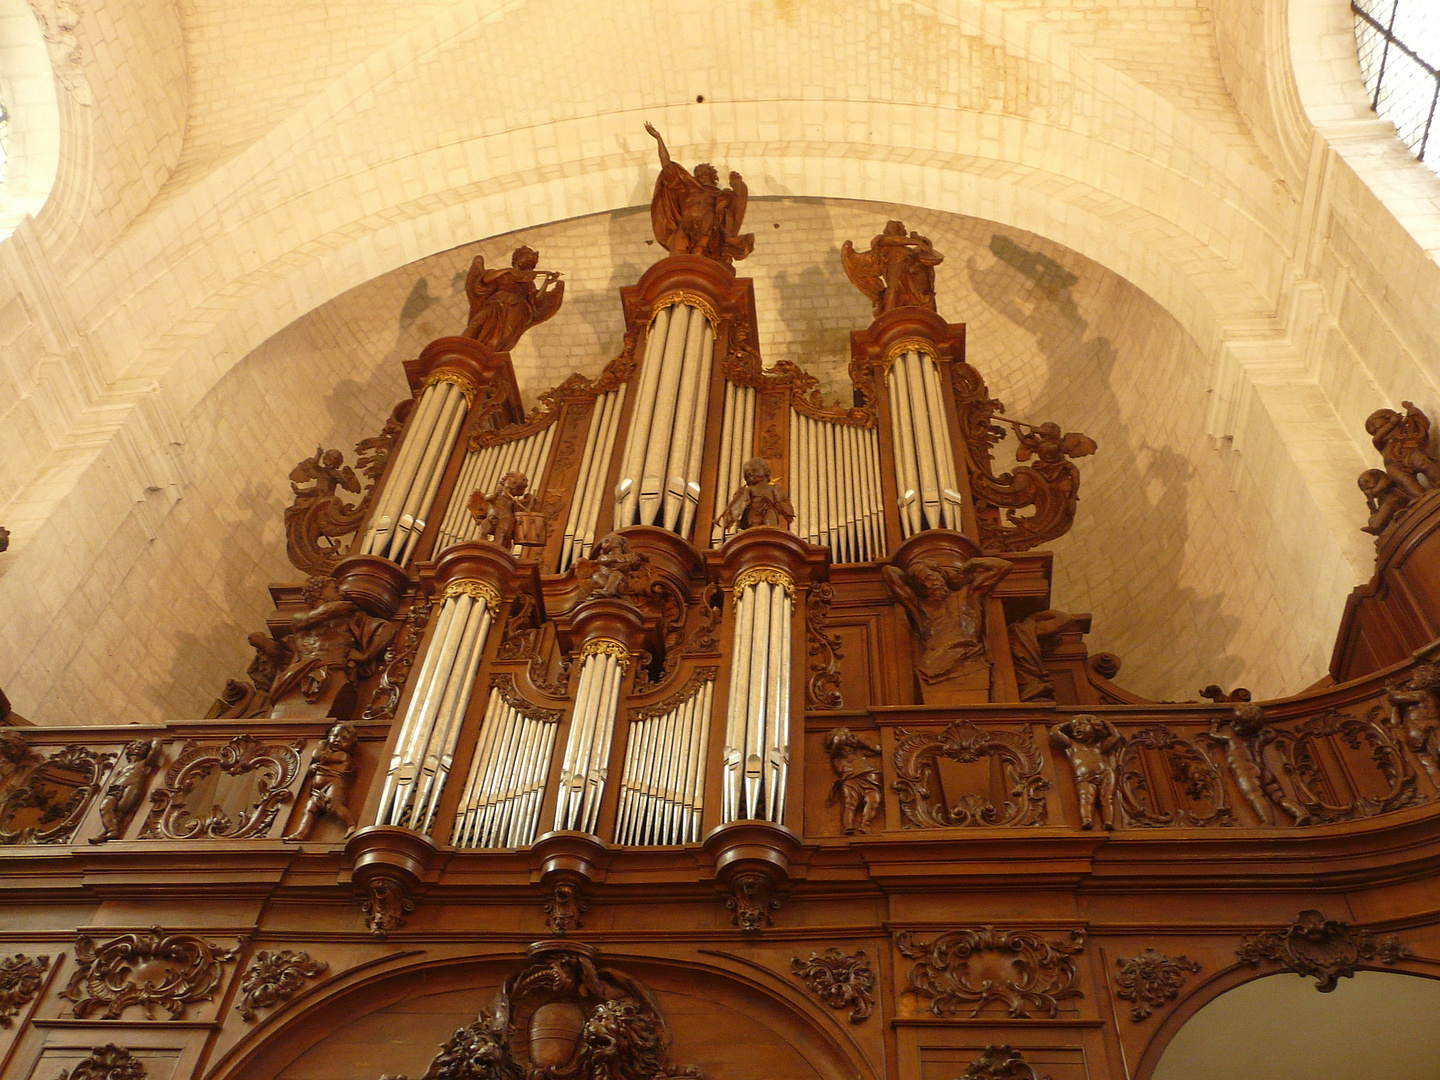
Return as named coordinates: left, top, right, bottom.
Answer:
left=841, top=220, right=944, bottom=315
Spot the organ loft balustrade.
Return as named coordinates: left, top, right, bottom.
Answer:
left=8, top=132, right=1440, bottom=1080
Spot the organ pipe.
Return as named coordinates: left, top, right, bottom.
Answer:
left=722, top=568, right=794, bottom=823
left=615, top=676, right=714, bottom=845
left=434, top=423, right=556, bottom=555
left=886, top=346, right=963, bottom=537
left=377, top=578, right=498, bottom=831
left=560, top=387, right=625, bottom=572
left=452, top=682, right=559, bottom=849
left=789, top=410, right=884, bottom=562
left=711, top=383, right=757, bottom=546
left=553, top=639, right=630, bottom=834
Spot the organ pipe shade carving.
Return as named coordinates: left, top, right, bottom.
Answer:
left=451, top=677, right=561, bottom=848
left=616, top=670, right=716, bottom=845
left=790, top=409, right=884, bottom=562
left=887, top=345, right=963, bottom=536
left=554, top=643, right=629, bottom=834
left=360, top=378, right=472, bottom=564
left=378, top=581, right=499, bottom=831
left=614, top=301, right=714, bottom=535
left=434, top=424, right=555, bottom=555
left=723, top=570, right=794, bottom=823
left=711, top=383, right=757, bottom=546
left=560, top=387, right=627, bottom=571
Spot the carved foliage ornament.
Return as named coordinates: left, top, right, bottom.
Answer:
left=726, top=871, right=781, bottom=932
left=1113, top=950, right=1200, bottom=1022
left=60, top=927, right=236, bottom=1020
left=896, top=927, right=1086, bottom=1018
left=893, top=721, right=1049, bottom=828
left=805, top=582, right=843, bottom=711
left=394, top=944, right=699, bottom=1080
left=722, top=320, right=876, bottom=428
left=956, top=1046, right=1054, bottom=1080
left=791, top=948, right=875, bottom=1023
left=1117, top=724, right=1233, bottom=828
left=1236, top=910, right=1409, bottom=992
left=0, top=742, right=115, bottom=845
left=141, top=734, right=303, bottom=840
left=0, top=952, right=49, bottom=1026
left=237, top=950, right=328, bottom=1021
left=57, top=1045, right=148, bottom=1080
left=364, top=597, right=435, bottom=722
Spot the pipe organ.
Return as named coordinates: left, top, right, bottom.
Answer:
left=553, top=640, right=630, bottom=834
left=559, top=386, right=626, bottom=571
left=721, top=568, right=793, bottom=823
left=790, top=410, right=884, bottom=562
left=434, top=423, right=555, bottom=555
left=886, top=343, right=964, bottom=536
left=710, top=382, right=757, bottom=547
left=615, top=672, right=714, bottom=845
left=451, top=678, right=559, bottom=848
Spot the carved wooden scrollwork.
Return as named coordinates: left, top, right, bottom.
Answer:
left=892, top=721, right=1049, bottom=828
left=1277, top=707, right=1420, bottom=823
left=361, top=876, right=415, bottom=938
left=724, top=321, right=877, bottom=428
left=805, top=582, right=843, bottom=711
left=236, top=949, right=328, bottom=1021
left=631, top=666, right=718, bottom=723
left=57, top=1045, right=149, bottom=1080
left=60, top=927, right=236, bottom=1019
left=0, top=743, right=115, bottom=845
left=0, top=952, right=49, bottom=1026
left=140, top=734, right=303, bottom=840
left=956, top=1046, right=1054, bottom=1080
left=364, top=597, right=434, bottom=722
left=791, top=948, right=875, bottom=1023
left=1113, top=949, right=1200, bottom=1022
left=726, top=871, right=781, bottom=932
left=1236, top=909, right=1409, bottom=991
left=896, top=926, right=1086, bottom=1018
left=1118, top=725, right=1233, bottom=828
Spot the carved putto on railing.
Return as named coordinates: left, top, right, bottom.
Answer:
left=1358, top=401, right=1440, bottom=536
left=841, top=219, right=943, bottom=315
left=1050, top=716, right=1121, bottom=831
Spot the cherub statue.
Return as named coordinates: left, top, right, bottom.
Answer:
left=576, top=533, right=647, bottom=601
left=1358, top=468, right=1412, bottom=535
left=469, top=471, right=541, bottom=549
left=1010, top=419, right=1097, bottom=515
left=824, top=727, right=883, bottom=834
left=1365, top=401, right=1440, bottom=501
left=645, top=123, right=754, bottom=265
left=1050, top=716, right=1122, bottom=830
left=1384, top=663, right=1440, bottom=787
left=462, top=246, right=565, bottom=353
left=1203, top=703, right=1311, bottom=826
left=881, top=555, right=1013, bottom=684
left=840, top=219, right=944, bottom=315
left=251, top=576, right=395, bottom=716
left=714, top=457, right=795, bottom=532
left=285, top=722, right=360, bottom=841
left=90, top=738, right=163, bottom=842
left=284, top=446, right=366, bottom=575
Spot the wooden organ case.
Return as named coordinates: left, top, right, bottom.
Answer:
left=8, top=163, right=1440, bottom=1080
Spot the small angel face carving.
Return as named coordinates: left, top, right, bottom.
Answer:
left=500, top=472, right=529, bottom=497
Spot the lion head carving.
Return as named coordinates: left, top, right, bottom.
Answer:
left=579, top=997, right=667, bottom=1080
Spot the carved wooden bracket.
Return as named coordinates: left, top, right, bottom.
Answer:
left=1236, top=909, right=1410, bottom=991
left=60, top=927, right=236, bottom=1020
left=704, top=820, right=801, bottom=933
left=791, top=948, right=875, bottom=1023
left=236, top=950, right=328, bottom=1021
left=0, top=952, right=49, bottom=1026
left=57, top=1045, right=149, bottom=1080
left=896, top=926, right=1086, bottom=1018
left=1113, top=949, right=1200, bottom=1022
left=533, top=831, right=608, bottom=937
left=346, top=825, right=436, bottom=938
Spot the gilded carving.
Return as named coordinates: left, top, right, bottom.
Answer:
left=579, top=638, right=632, bottom=669
left=384, top=943, right=699, bottom=1080
left=462, top=247, right=565, bottom=353
left=91, top=738, right=163, bottom=843
left=56, top=1045, right=149, bottom=1080
left=790, top=948, right=875, bottom=1023
left=892, top=721, right=1049, bottom=828
left=284, top=722, right=360, bottom=841
left=1113, top=949, right=1200, bottom=1022
left=1049, top=716, right=1121, bottom=831
left=805, top=582, right=843, bottom=711
left=824, top=728, right=882, bottom=835
left=444, top=579, right=504, bottom=609
left=714, top=457, right=794, bottom=532
left=141, top=734, right=303, bottom=840
left=1357, top=401, right=1440, bottom=535
left=733, top=565, right=795, bottom=598
left=955, top=1046, right=1054, bottom=1080
left=896, top=926, right=1086, bottom=1018
left=646, top=123, right=753, bottom=265
left=0, top=741, right=115, bottom=845
left=60, top=927, right=236, bottom=1020
left=1236, top=909, right=1409, bottom=991
left=364, top=597, right=434, bottom=722
left=841, top=220, right=943, bottom=315
left=0, top=952, right=48, bottom=1026
left=236, top=950, right=328, bottom=1021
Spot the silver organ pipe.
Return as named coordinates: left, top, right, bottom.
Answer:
left=887, top=348, right=962, bottom=536
left=615, top=299, right=715, bottom=535
left=434, top=423, right=557, bottom=554
left=722, top=568, right=794, bottom=823
left=377, top=579, right=498, bottom=831
left=615, top=676, right=714, bottom=846
left=789, top=410, right=884, bottom=562
left=553, top=640, right=629, bottom=834
left=451, top=680, right=560, bottom=849
left=560, top=387, right=625, bottom=572
left=710, top=383, right=757, bottom=546
left=361, top=376, right=473, bottom=564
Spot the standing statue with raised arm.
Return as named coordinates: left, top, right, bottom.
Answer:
left=645, top=123, right=755, bottom=265
left=841, top=219, right=944, bottom=315
left=462, top=246, right=565, bottom=353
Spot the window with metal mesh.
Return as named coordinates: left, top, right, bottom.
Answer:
left=1353, top=0, right=1440, bottom=173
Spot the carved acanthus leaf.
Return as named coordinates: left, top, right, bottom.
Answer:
left=892, top=721, right=1049, bottom=828
left=805, top=583, right=843, bottom=711
left=237, top=950, right=328, bottom=1021
left=1113, top=949, right=1200, bottom=1022
left=0, top=743, right=116, bottom=845
left=896, top=926, right=1086, bottom=1018
left=1236, top=910, right=1409, bottom=991
left=0, top=952, right=49, bottom=1026
left=60, top=927, right=236, bottom=1020
left=791, top=948, right=875, bottom=1023
left=57, top=1045, right=148, bottom=1080
left=724, top=322, right=876, bottom=428
left=141, top=735, right=303, bottom=840
left=630, top=666, right=718, bottom=722
left=364, top=597, right=433, bottom=722
left=955, top=1046, right=1055, bottom=1080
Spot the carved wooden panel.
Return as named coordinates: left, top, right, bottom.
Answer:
left=893, top=721, right=1049, bottom=828
left=896, top=927, right=1085, bottom=1018
left=140, top=735, right=303, bottom=840
left=60, top=927, right=236, bottom=1020
left=0, top=744, right=115, bottom=845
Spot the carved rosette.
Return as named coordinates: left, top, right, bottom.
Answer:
left=896, top=927, right=1086, bottom=1018
left=805, top=582, right=843, bottom=711
left=57, top=1045, right=149, bottom=1080
left=1113, top=949, right=1200, bottom=1022
left=892, top=721, right=1049, bottom=828
left=60, top=927, right=237, bottom=1020
left=791, top=948, right=875, bottom=1023
left=141, top=734, right=303, bottom=840
left=0, top=744, right=117, bottom=845
left=1236, top=910, right=1410, bottom=991
left=957, top=1046, right=1055, bottom=1080
left=0, top=952, right=49, bottom=1026
left=236, top=949, right=328, bottom=1021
